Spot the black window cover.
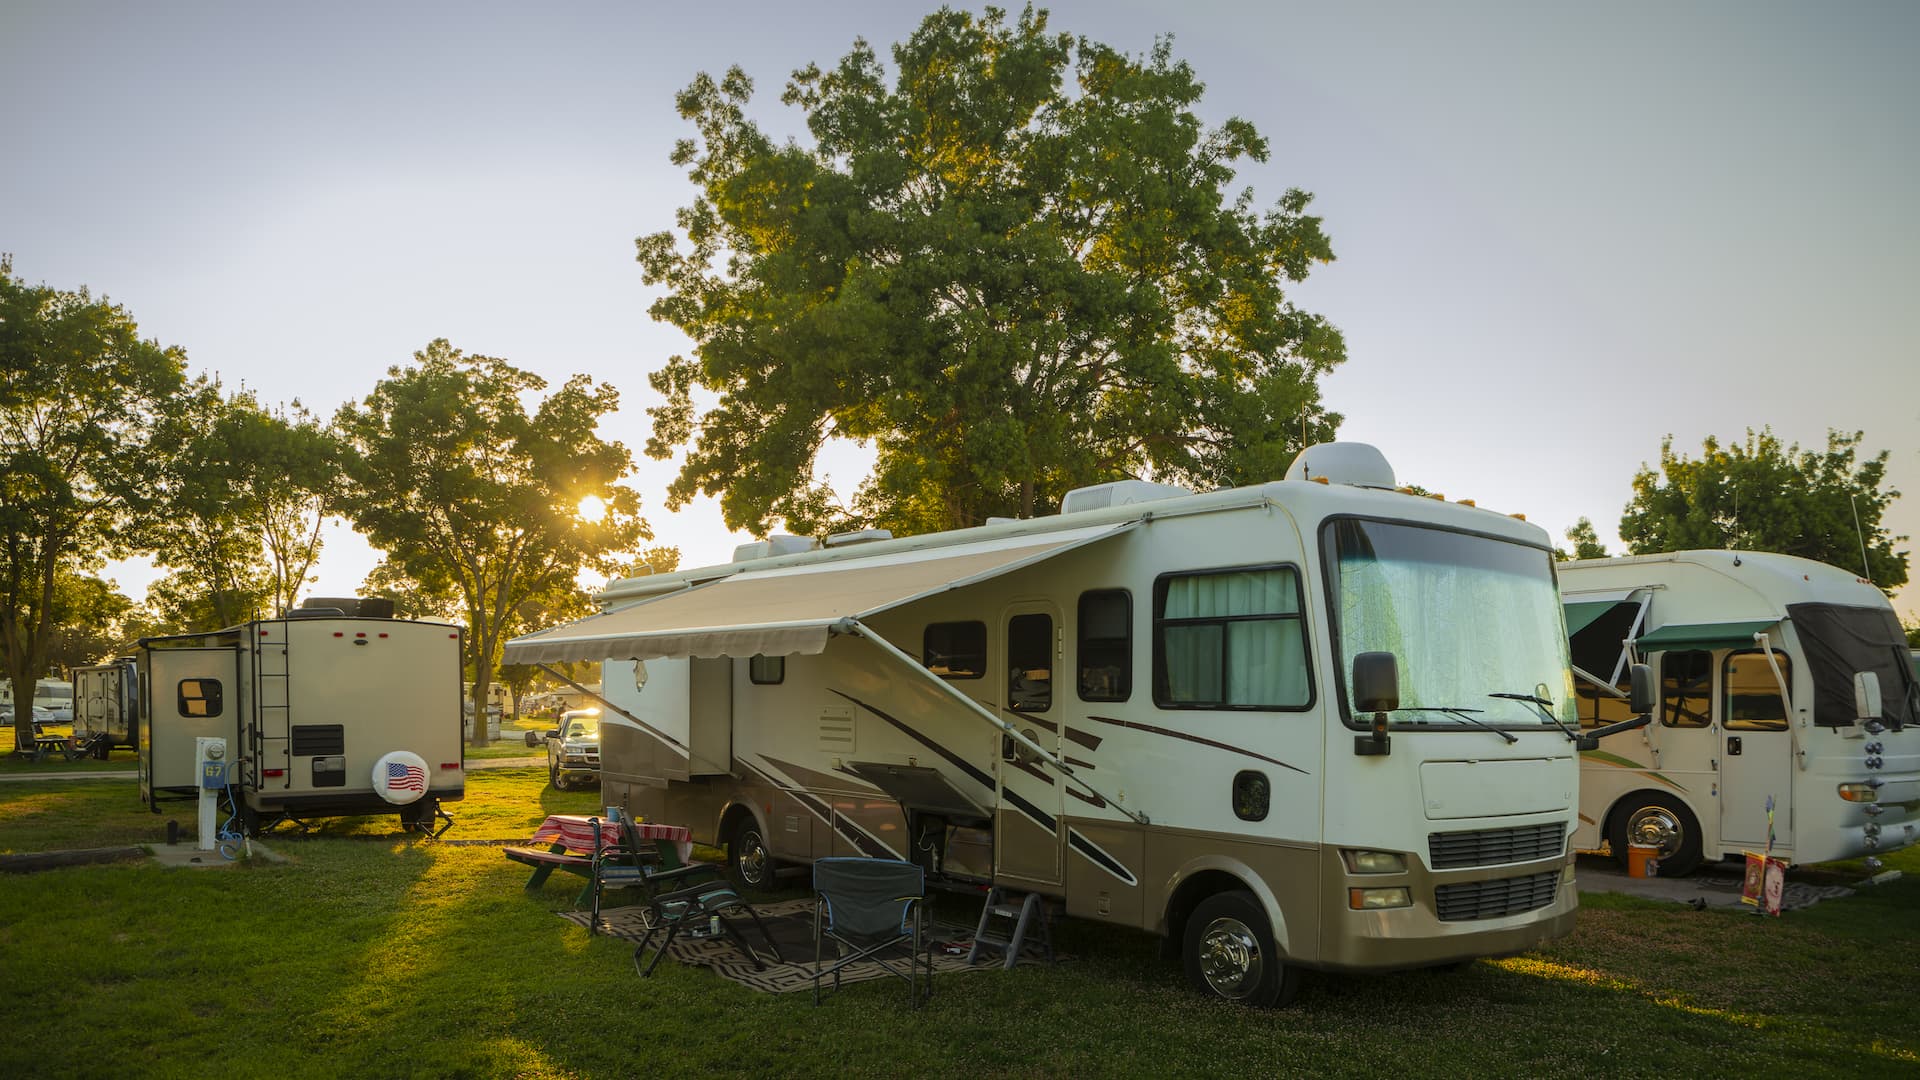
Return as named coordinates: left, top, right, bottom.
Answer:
left=1786, top=603, right=1917, bottom=730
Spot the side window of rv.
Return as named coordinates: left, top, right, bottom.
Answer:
left=1007, top=613, right=1053, bottom=711
left=1078, top=589, right=1132, bottom=702
left=177, top=679, right=223, bottom=718
left=1723, top=652, right=1790, bottom=731
left=749, top=654, right=785, bottom=685
left=1575, top=677, right=1637, bottom=729
left=1152, top=566, right=1311, bottom=710
left=924, top=621, right=986, bottom=679
left=1658, top=650, right=1712, bottom=728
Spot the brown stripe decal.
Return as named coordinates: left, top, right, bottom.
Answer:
left=997, top=707, right=1058, bottom=733
left=1064, top=727, right=1103, bottom=751
left=1083, top=715, right=1309, bottom=775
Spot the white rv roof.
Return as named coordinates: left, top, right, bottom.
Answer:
left=504, top=521, right=1136, bottom=665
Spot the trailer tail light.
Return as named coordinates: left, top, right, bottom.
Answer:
left=1838, top=783, right=1881, bottom=803
left=263, top=768, right=286, bottom=778
left=1348, top=887, right=1411, bottom=910
left=333, top=632, right=343, bottom=638
left=439, top=762, right=460, bottom=770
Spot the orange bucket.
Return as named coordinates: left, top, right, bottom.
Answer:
left=1627, top=843, right=1660, bottom=879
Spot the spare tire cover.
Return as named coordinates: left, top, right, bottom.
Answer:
left=372, top=750, right=431, bottom=805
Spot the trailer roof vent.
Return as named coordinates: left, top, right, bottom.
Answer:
left=731, top=534, right=822, bottom=563
left=1061, top=479, right=1193, bottom=515
left=823, top=528, right=893, bottom=548
left=1283, top=442, right=1396, bottom=490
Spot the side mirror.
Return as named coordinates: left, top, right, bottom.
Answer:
left=1352, top=652, right=1400, bottom=713
left=1854, top=671, right=1883, bottom=723
left=1352, top=652, right=1398, bottom=757
left=524, top=730, right=541, bottom=748
left=1628, top=663, right=1654, bottom=716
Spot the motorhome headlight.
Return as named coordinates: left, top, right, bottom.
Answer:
left=1838, top=783, right=1880, bottom=804
left=1348, top=887, right=1412, bottom=910
left=1340, top=850, right=1407, bottom=875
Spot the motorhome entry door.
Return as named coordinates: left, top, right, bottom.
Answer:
left=1718, top=650, right=1793, bottom=850
left=995, top=601, right=1064, bottom=887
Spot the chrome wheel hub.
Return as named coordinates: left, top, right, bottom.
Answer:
left=1628, top=807, right=1682, bottom=855
left=1198, top=917, right=1263, bottom=998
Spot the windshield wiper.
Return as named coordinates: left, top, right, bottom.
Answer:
left=1393, top=706, right=1517, bottom=744
left=1489, top=691, right=1581, bottom=743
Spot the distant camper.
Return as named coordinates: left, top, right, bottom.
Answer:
left=1564, top=550, right=1919, bottom=874
left=137, top=596, right=465, bottom=835
left=73, top=659, right=139, bottom=758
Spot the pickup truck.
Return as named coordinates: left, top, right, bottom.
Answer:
left=528, top=709, right=601, bottom=790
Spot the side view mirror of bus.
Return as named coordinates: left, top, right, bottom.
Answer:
left=1352, top=652, right=1400, bottom=712
left=1854, top=671, right=1882, bottom=722
left=1628, top=663, right=1654, bottom=716
left=1352, top=652, right=1398, bottom=757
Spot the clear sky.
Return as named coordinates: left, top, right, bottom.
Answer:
left=3, top=1, right=1916, bottom=619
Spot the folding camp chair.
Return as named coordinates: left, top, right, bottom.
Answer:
left=628, top=859, right=785, bottom=977
left=811, top=857, right=932, bottom=1008
left=588, top=809, right=668, bottom=933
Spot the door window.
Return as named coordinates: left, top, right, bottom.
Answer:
left=1724, top=652, right=1790, bottom=732
left=1007, top=613, right=1053, bottom=712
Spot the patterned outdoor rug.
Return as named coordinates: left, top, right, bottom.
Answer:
left=558, top=897, right=1058, bottom=994
left=1695, top=874, right=1855, bottom=911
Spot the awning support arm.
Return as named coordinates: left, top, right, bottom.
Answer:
left=536, top=663, right=688, bottom=754
left=1752, top=633, right=1805, bottom=772
left=1609, top=593, right=1652, bottom=687
left=1572, top=665, right=1627, bottom=697
left=832, top=617, right=1151, bottom=826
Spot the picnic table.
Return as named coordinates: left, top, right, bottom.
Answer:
left=505, top=814, right=693, bottom=906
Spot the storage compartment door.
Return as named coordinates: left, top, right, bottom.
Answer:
left=687, top=657, right=734, bottom=775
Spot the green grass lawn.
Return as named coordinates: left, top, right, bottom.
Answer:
left=2, top=771, right=1915, bottom=1078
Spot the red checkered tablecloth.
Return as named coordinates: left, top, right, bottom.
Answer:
left=529, top=814, right=693, bottom=862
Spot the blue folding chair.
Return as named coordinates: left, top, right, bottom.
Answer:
left=811, top=857, right=931, bottom=1007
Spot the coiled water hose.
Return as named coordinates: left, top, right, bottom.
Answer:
left=217, top=779, right=252, bottom=861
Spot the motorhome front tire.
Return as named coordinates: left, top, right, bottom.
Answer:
left=1609, top=792, right=1704, bottom=877
left=1183, top=890, right=1300, bottom=1008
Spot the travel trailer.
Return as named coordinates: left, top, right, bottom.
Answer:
left=73, top=659, right=139, bottom=757
left=1562, top=551, right=1919, bottom=875
left=506, top=443, right=1586, bottom=1006
left=138, top=597, right=466, bottom=835
left=1, top=678, right=75, bottom=723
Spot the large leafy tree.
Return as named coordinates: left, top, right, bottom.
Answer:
left=335, top=340, right=648, bottom=746
left=0, top=258, right=190, bottom=750
left=1620, top=429, right=1908, bottom=591
left=639, top=5, right=1344, bottom=536
left=44, top=571, right=144, bottom=671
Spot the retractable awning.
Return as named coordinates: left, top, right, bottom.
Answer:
left=1634, top=619, right=1779, bottom=653
left=503, top=521, right=1138, bottom=666
left=1562, top=589, right=1642, bottom=637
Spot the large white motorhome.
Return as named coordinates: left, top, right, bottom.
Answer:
left=138, top=597, right=466, bottom=835
left=506, top=443, right=1586, bottom=1005
left=74, top=659, right=139, bottom=757
left=1562, top=551, right=1920, bottom=875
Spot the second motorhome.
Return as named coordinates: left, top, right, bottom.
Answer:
left=1563, top=551, right=1919, bottom=874
left=506, top=443, right=1587, bottom=1005
left=138, top=598, right=466, bottom=835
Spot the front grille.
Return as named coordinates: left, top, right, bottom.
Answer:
left=1434, top=871, right=1560, bottom=922
left=1429, top=823, right=1566, bottom=869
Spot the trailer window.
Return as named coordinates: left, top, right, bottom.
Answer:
left=1153, top=567, right=1310, bottom=710
left=924, top=621, right=986, bottom=679
left=1007, top=614, right=1053, bottom=711
left=1724, top=652, right=1790, bottom=732
left=177, top=679, right=223, bottom=718
left=1659, top=650, right=1712, bottom=729
left=1078, top=589, right=1132, bottom=702
left=749, top=654, right=785, bottom=685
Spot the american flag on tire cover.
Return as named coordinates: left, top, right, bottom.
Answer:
left=387, top=761, right=426, bottom=792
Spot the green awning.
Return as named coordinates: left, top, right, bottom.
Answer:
left=1634, top=620, right=1778, bottom=653
left=1563, top=600, right=1625, bottom=637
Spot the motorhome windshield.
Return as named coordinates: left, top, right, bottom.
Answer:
left=1787, top=602, right=1918, bottom=729
left=1323, top=518, right=1574, bottom=729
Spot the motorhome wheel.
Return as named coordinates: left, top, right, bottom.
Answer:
left=1183, top=891, right=1299, bottom=1007
left=1610, top=793, right=1702, bottom=877
left=727, top=818, right=772, bottom=890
